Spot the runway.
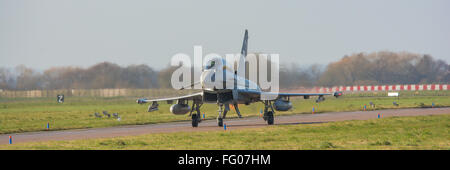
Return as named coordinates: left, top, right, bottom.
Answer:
left=1, top=107, right=449, bottom=144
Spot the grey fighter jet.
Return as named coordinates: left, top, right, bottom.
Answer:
left=137, top=30, right=339, bottom=127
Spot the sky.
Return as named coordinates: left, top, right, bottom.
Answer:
left=1, top=0, right=449, bottom=70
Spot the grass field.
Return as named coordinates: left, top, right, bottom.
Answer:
left=1, top=114, right=448, bottom=150
left=0, top=92, right=449, bottom=134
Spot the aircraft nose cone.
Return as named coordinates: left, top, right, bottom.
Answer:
left=200, top=70, right=216, bottom=89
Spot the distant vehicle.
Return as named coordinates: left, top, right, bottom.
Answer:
left=334, top=91, right=343, bottom=97
left=137, top=30, right=339, bottom=127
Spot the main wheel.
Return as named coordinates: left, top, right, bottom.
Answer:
left=217, top=117, right=223, bottom=127
left=267, top=111, right=274, bottom=125
left=192, top=114, right=199, bottom=127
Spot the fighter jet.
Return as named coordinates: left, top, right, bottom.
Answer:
left=137, top=30, right=339, bottom=127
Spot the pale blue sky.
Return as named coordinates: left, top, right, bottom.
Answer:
left=1, top=0, right=449, bottom=70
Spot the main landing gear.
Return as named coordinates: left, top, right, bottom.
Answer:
left=192, top=100, right=275, bottom=127
left=262, top=100, right=275, bottom=125
left=189, top=100, right=202, bottom=127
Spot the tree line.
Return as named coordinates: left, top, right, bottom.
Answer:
left=317, top=51, right=449, bottom=86
left=0, top=51, right=448, bottom=90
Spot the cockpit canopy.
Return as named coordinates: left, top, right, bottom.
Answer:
left=206, top=60, right=215, bottom=69
left=205, top=58, right=227, bottom=70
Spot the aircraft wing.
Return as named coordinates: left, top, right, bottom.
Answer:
left=263, top=92, right=333, bottom=97
left=136, top=92, right=203, bottom=104
left=237, top=89, right=340, bottom=100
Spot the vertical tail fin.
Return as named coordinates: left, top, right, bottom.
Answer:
left=240, top=29, right=248, bottom=58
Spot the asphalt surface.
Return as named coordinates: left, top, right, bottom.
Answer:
left=1, top=107, right=449, bottom=144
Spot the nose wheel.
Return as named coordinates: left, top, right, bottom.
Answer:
left=217, top=117, right=223, bottom=127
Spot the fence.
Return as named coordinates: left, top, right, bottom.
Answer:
left=314, top=84, right=449, bottom=93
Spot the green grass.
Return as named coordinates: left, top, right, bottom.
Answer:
left=1, top=114, right=448, bottom=150
left=0, top=93, right=449, bottom=134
